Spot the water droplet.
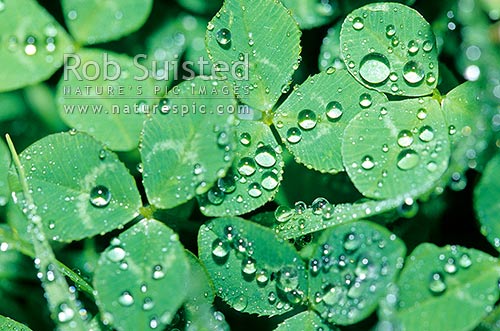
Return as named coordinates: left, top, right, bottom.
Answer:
left=212, top=238, right=230, bottom=258
left=275, top=206, right=294, bottom=223
left=359, top=53, right=391, bottom=84
left=448, top=125, right=457, bottom=135
left=344, top=233, right=361, bottom=251
left=216, top=28, right=231, bottom=47
left=382, top=144, right=389, bottom=153
left=444, top=258, right=457, bottom=274
left=418, top=126, right=434, bottom=142
left=397, top=130, right=414, bottom=147
left=237, top=157, right=257, bottom=176
left=193, top=163, right=203, bottom=175
left=207, top=187, right=225, bottom=205
left=361, top=156, right=375, bottom=170
left=143, top=297, right=154, bottom=311
left=426, top=73, right=436, bottom=85
left=359, top=93, right=372, bottom=108
left=325, top=101, right=343, bottom=121
left=268, top=291, right=277, bottom=304
left=286, top=127, right=302, bottom=144
left=89, top=185, right=111, bottom=208
left=57, top=303, right=75, bottom=323
left=385, top=24, right=396, bottom=37
left=107, top=246, right=126, bottom=262
left=248, top=183, right=262, bottom=198
left=429, top=272, right=446, bottom=295
left=240, top=132, right=251, bottom=146
left=417, top=108, right=427, bottom=120
left=0, top=1, right=5, bottom=12
left=294, top=201, right=307, bottom=214
left=407, top=40, right=419, bottom=55
left=152, top=265, right=165, bottom=280
left=217, top=176, right=236, bottom=193
left=397, top=149, right=420, bottom=170
left=233, top=295, right=248, bottom=311
left=352, top=17, right=364, bottom=30
left=426, top=161, right=438, bottom=172
left=297, top=109, right=317, bottom=130
left=422, top=40, right=434, bottom=52
left=217, top=131, right=230, bottom=147
left=224, top=226, right=235, bottom=241
left=277, top=266, right=299, bottom=293
left=403, top=61, right=425, bottom=84
left=322, top=284, right=342, bottom=305
left=254, top=146, right=277, bottom=168
left=261, top=171, right=279, bottom=190
left=98, top=149, right=106, bottom=160
left=242, top=257, right=257, bottom=275
left=24, top=36, right=37, bottom=56
left=207, top=22, right=215, bottom=31
left=118, top=291, right=134, bottom=307
left=311, top=197, right=329, bottom=215
left=459, top=253, right=472, bottom=268
left=256, top=269, right=269, bottom=285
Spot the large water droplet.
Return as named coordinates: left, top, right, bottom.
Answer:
left=89, top=185, right=111, bottom=208
left=297, top=109, right=317, bottom=130
left=107, top=246, right=126, bottom=262
left=242, top=257, right=257, bottom=275
left=286, top=127, right=302, bottom=144
left=359, top=93, right=372, bottom=108
left=403, top=61, right=425, bottom=84
left=217, top=176, right=236, bottom=193
left=240, top=132, right=251, bottom=146
left=152, top=265, right=165, bottom=280
left=459, top=253, right=472, bottom=268
left=275, top=206, right=294, bottom=223
left=422, top=40, right=434, bottom=52
left=326, top=101, right=343, bottom=120
left=212, top=238, right=230, bottom=258
left=343, top=233, right=361, bottom=251
left=352, top=17, right=364, bottom=30
left=261, top=171, right=279, bottom=190
left=256, top=269, right=269, bottom=285
left=24, top=36, right=37, bottom=56
left=237, top=157, right=257, bottom=176
left=443, top=258, right=457, bottom=274
left=57, top=303, right=75, bottom=323
left=216, top=28, right=231, bottom=47
left=322, top=284, right=343, bottom=305
left=361, top=155, right=375, bottom=170
left=407, top=40, right=419, bottom=55
left=397, top=130, right=414, bottom=147
left=311, top=197, right=329, bottom=215
left=429, top=272, right=446, bottom=295
left=254, top=146, right=277, bottom=168
left=207, top=187, right=225, bottom=205
left=397, top=149, right=420, bottom=170
left=277, top=266, right=299, bottom=293
left=118, top=291, right=134, bottom=307
left=385, top=24, right=396, bottom=37
left=233, top=295, right=248, bottom=311
left=418, top=126, right=434, bottom=142
left=359, top=53, right=391, bottom=84
left=248, top=183, right=262, bottom=198
left=417, top=108, right=427, bottom=120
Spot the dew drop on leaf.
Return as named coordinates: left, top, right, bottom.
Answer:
left=212, top=238, right=230, bottom=258
left=418, top=125, right=434, bottom=142
left=107, top=246, right=126, bottom=262
left=297, top=109, right=318, bottom=130
left=256, top=269, right=269, bottom=285
left=428, top=272, right=447, bottom=295
left=311, top=197, right=329, bottom=215
left=118, top=291, right=134, bottom=307
left=325, top=101, right=343, bottom=121
left=207, top=188, right=225, bottom=205
left=57, top=303, right=75, bottom=323
left=277, top=266, right=299, bottom=293
left=361, top=156, right=375, bottom=170
left=152, top=265, right=165, bottom=280
left=237, top=157, right=257, bottom=176
left=216, top=28, right=231, bottom=47
left=359, top=93, right=372, bottom=108
left=241, top=257, right=257, bottom=275
left=397, top=149, right=420, bottom=170
left=217, top=176, right=236, bottom=193
left=422, top=40, right=434, bottom=52
left=239, top=132, right=251, bottom=146
left=352, top=17, right=364, bottom=30
left=254, top=146, right=277, bottom=168
left=248, top=183, right=263, bottom=198
left=275, top=205, right=294, bottom=223
left=403, top=61, right=425, bottom=84
left=407, top=40, right=419, bottom=55
left=459, top=253, right=472, bottom=268
left=443, top=258, right=457, bottom=274
left=359, top=53, right=391, bottom=84
left=261, top=171, right=279, bottom=190
left=417, top=108, right=427, bottom=120
left=286, top=127, right=302, bottom=144
left=343, top=233, right=362, bottom=251
left=397, top=130, right=414, bottom=147
left=385, top=24, right=396, bottom=37
left=89, top=185, right=111, bottom=208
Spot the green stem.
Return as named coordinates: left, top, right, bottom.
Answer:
left=5, top=134, right=88, bottom=331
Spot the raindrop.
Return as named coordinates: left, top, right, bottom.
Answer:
left=242, top=257, right=257, bottom=275
left=407, top=40, right=419, bottom=55
left=297, top=109, right=318, bottom=130
left=326, top=101, right=343, bottom=120
left=118, top=291, right=134, bottom=307
left=240, top=132, right=251, bottom=146
left=24, top=36, right=37, bottom=56
left=359, top=93, right=372, bottom=108
left=254, top=146, right=277, bottom=168
left=98, top=149, right=106, bottom=160
left=224, top=226, right=235, bottom=241
left=212, top=238, right=230, bottom=258
left=322, top=284, right=342, bottom=305
left=286, top=127, right=302, bottom=144
left=237, top=157, right=257, bottom=176
left=107, top=246, right=126, bottom=262
left=311, top=197, right=329, bottom=215
left=382, top=144, right=389, bottom=153
left=143, top=298, right=154, bottom=311
left=429, top=272, right=446, bottom=295
left=385, top=24, right=396, bottom=37
left=261, top=171, right=279, bottom=190
left=403, top=61, right=425, bottom=84
left=248, top=183, right=262, bottom=198
left=422, top=40, right=434, bottom=52
left=193, top=163, right=203, bottom=175
left=359, top=53, right=391, bottom=84
left=361, top=156, right=375, bottom=170
left=233, top=296, right=248, bottom=311
left=448, top=125, right=457, bottom=135
left=426, top=73, right=436, bottom=85
left=444, top=258, right=457, bottom=274
left=217, top=131, right=230, bottom=147
left=397, top=130, right=414, bottom=147
left=216, top=28, right=231, bottom=47
left=397, top=149, right=420, bottom=170
left=352, top=17, right=364, bottom=30
left=217, top=176, right=236, bottom=193
left=277, top=266, right=299, bottom=293
left=256, top=269, right=269, bottom=285
left=57, top=303, right=75, bottom=323
left=89, top=185, right=111, bottom=208
left=268, top=292, right=277, bottom=304
left=275, top=205, right=294, bottom=223
left=417, top=108, right=427, bottom=120
left=344, top=233, right=362, bottom=251
left=207, top=188, right=225, bottom=205
left=426, top=161, right=438, bottom=172
left=152, top=265, right=165, bottom=280
left=458, top=253, right=472, bottom=268
left=294, top=201, right=307, bottom=214
left=418, top=126, right=434, bottom=142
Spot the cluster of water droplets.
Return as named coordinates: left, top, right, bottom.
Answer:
left=309, top=227, right=403, bottom=322
left=427, top=247, right=473, bottom=296
left=210, top=224, right=305, bottom=312
left=199, top=131, right=282, bottom=213
left=344, top=8, right=437, bottom=93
